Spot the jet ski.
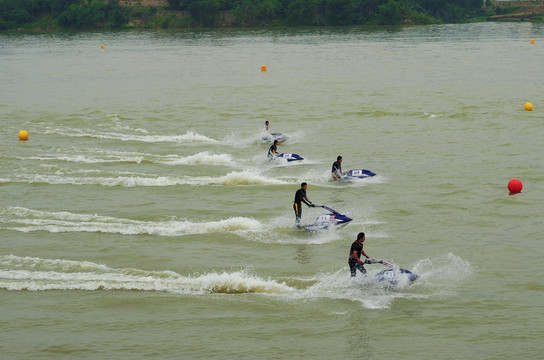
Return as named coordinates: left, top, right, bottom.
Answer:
left=276, top=153, right=303, bottom=162
left=303, top=205, right=352, bottom=231
left=262, top=132, right=288, bottom=144
left=367, top=259, right=419, bottom=287
left=340, top=169, right=376, bottom=181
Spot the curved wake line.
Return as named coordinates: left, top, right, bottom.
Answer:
left=19, top=150, right=235, bottom=166
left=0, top=207, right=262, bottom=236
left=0, top=255, right=293, bottom=295
left=3, top=170, right=290, bottom=187
left=0, top=254, right=471, bottom=307
left=44, top=129, right=218, bottom=144
left=161, top=152, right=235, bottom=166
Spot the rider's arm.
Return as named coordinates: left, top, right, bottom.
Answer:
left=352, top=250, right=364, bottom=264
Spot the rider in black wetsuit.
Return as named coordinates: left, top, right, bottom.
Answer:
left=268, top=139, right=278, bottom=159
left=293, top=182, right=314, bottom=226
left=331, top=155, right=343, bottom=180
left=348, top=232, right=370, bottom=277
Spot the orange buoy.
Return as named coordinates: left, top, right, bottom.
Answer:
left=261, top=65, right=267, bottom=72
left=524, top=102, right=533, bottom=111
left=18, top=130, right=29, bottom=141
left=531, top=39, right=535, bottom=44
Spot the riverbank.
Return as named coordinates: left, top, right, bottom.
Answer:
left=490, top=1, right=544, bottom=20
left=118, top=0, right=544, bottom=28
left=5, top=0, right=544, bottom=32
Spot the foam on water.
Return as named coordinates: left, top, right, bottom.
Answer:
left=222, top=129, right=305, bottom=148
left=410, top=253, right=472, bottom=290
left=222, top=131, right=266, bottom=148
left=0, top=207, right=378, bottom=241
left=0, top=255, right=294, bottom=294
left=288, top=253, right=472, bottom=308
left=19, top=149, right=235, bottom=166
left=236, top=208, right=385, bottom=245
left=22, top=151, right=144, bottom=164
left=203, top=171, right=290, bottom=186
left=3, top=169, right=291, bottom=187
left=44, top=128, right=218, bottom=143
left=282, top=130, right=305, bottom=144
left=161, top=151, right=235, bottom=166
left=4, top=172, right=185, bottom=187
left=0, top=253, right=471, bottom=308
left=285, top=168, right=386, bottom=188
left=0, top=207, right=263, bottom=236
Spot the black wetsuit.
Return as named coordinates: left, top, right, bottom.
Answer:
left=293, top=188, right=311, bottom=226
left=268, top=144, right=277, bottom=158
left=348, top=241, right=366, bottom=277
left=332, top=161, right=342, bottom=179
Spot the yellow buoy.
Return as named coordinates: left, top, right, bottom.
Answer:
left=531, top=39, right=535, bottom=44
left=261, top=65, right=267, bottom=72
left=101, top=44, right=106, bottom=49
left=19, top=130, right=29, bottom=141
left=524, top=102, right=533, bottom=111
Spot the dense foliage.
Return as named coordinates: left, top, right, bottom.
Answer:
left=0, top=0, right=127, bottom=30
left=0, top=0, right=498, bottom=30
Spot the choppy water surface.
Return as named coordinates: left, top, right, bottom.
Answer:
left=1, top=23, right=543, bottom=359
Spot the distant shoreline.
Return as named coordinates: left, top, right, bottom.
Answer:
left=4, top=0, right=544, bottom=32
left=490, top=1, right=544, bottom=21
left=117, top=0, right=544, bottom=26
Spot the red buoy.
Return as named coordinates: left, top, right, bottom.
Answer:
left=508, top=179, right=523, bottom=194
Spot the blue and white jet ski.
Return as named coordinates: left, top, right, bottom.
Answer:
left=340, top=169, right=376, bottom=181
left=277, top=153, right=303, bottom=162
left=367, top=259, right=419, bottom=287
left=303, top=205, right=352, bottom=231
left=262, top=132, right=288, bottom=144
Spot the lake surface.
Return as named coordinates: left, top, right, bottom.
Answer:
left=1, top=22, right=543, bottom=359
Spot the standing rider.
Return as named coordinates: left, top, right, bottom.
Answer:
left=348, top=232, right=370, bottom=277
left=332, top=155, right=344, bottom=180
left=268, top=139, right=279, bottom=159
left=293, top=182, right=314, bottom=227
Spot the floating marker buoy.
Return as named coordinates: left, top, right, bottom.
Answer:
left=101, top=44, right=106, bottom=49
left=531, top=39, right=535, bottom=44
left=508, top=179, right=523, bottom=194
left=261, top=65, right=267, bottom=72
left=18, top=130, right=29, bottom=141
left=524, top=102, right=533, bottom=111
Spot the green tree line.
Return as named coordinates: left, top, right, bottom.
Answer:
left=0, top=0, right=127, bottom=30
left=0, top=0, right=497, bottom=31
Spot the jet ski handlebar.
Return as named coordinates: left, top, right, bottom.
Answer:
left=314, top=204, right=343, bottom=215
left=364, top=258, right=401, bottom=268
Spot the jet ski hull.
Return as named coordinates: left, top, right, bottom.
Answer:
left=262, top=133, right=288, bottom=144
left=303, top=205, right=352, bottom=231
left=341, top=169, right=376, bottom=180
left=373, top=268, right=419, bottom=287
left=278, top=153, right=303, bottom=162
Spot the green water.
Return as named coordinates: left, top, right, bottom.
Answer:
left=1, top=23, right=543, bottom=359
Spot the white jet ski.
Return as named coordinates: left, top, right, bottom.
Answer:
left=366, top=259, right=419, bottom=287
left=276, top=153, right=303, bottom=162
left=303, top=205, right=352, bottom=231
left=339, top=169, right=376, bottom=180
left=262, top=132, right=288, bottom=144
